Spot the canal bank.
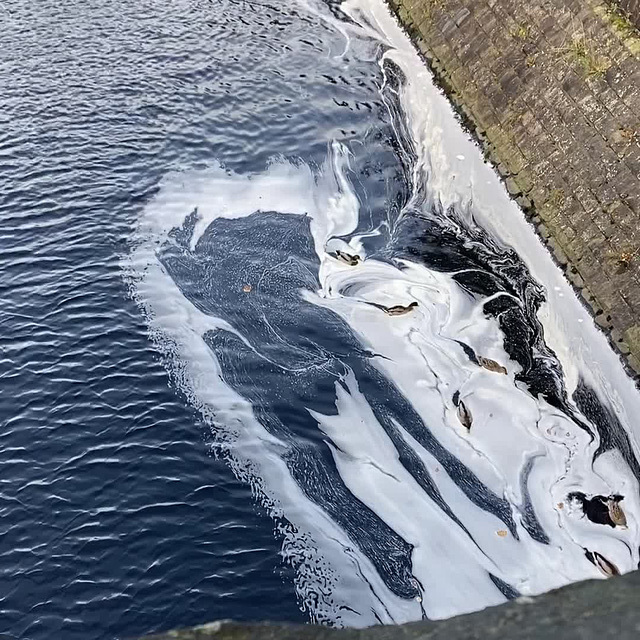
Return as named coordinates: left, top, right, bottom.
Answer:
left=385, top=0, right=640, bottom=377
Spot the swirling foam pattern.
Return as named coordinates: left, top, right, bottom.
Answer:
left=3, top=0, right=640, bottom=637
left=128, top=0, right=640, bottom=628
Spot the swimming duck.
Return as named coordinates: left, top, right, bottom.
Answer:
left=607, top=496, right=627, bottom=528
left=477, top=356, right=508, bottom=375
left=568, top=492, right=627, bottom=528
left=454, top=341, right=507, bottom=374
left=585, top=549, right=619, bottom=577
left=384, top=301, right=419, bottom=316
left=365, top=301, right=418, bottom=316
left=456, top=400, right=473, bottom=431
left=332, top=249, right=361, bottom=266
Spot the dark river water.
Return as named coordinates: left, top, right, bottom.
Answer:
left=3, top=0, right=640, bottom=638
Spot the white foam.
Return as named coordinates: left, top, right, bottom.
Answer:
left=123, top=0, right=640, bottom=627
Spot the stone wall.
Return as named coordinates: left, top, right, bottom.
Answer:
left=387, top=0, right=640, bottom=378
left=616, top=0, right=640, bottom=29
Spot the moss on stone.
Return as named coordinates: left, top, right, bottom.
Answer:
left=592, top=0, right=640, bottom=57
left=562, top=33, right=611, bottom=77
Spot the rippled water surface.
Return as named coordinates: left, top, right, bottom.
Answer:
left=3, top=0, right=640, bottom=638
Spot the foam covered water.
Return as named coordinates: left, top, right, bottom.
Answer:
left=125, top=0, right=640, bottom=627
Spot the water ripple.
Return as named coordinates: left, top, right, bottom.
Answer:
left=4, top=0, right=640, bottom=637
left=0, top=0, right=354, bottom=636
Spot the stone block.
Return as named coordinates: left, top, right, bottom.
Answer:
left=499, top=69, right=522, bottom=100
left=454, top=7, right=471, bottom=26
left=505, top=176, right=522, bottom=196
left=626, top=353, right=640, bottom=374
left=440, top=18, right=457, bottom=38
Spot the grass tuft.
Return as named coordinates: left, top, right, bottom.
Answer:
left=563, top=33, right=611, bottom=77
left=511, top=23, right=530, bottom=40
left=605, top=4, right=637, bottom=39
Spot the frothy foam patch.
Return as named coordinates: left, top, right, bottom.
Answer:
left=124, top=0, right=640, bottom=628
left=125, top=148, right=430, bottom=626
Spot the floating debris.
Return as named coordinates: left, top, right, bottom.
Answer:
left=496, top=530, right=508, bottom=538
left=585, top=549, right=620, bottom=578
left=332, top=249, right=361, bottom=266
left=242, top=284, right=252, bottom=293
left=457, top=400, right=473, bottom=431
left=477, top=356, right=507, bottom=375
left=557, top=502, right=564, bottom=510
left=608, top=496, right=627, bottom=528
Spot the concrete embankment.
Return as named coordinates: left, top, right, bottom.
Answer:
left=387, top=0, right=640, bottom=377
left=140, top=568, right=640, bottom=638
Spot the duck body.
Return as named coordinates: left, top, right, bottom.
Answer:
left=378, top=301, right=418, bottom=316
left=585, top=549, right=620, bottom=577
left=452, top=392, right=472, bottom=431
left=457, top=400, right=473, bottom=431
left=363, top=300, right=418, bottom=316
left=568, top=492, right=627, bottom=528
left=477, top=356, right=508, bottom=375
left=332, top=249, right=361, bottom=266
left=454, top=341, right=507, bottom=374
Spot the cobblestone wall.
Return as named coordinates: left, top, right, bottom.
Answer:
left=388, top=0, right=640, bottom=376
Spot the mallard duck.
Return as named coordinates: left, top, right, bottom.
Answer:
left=568, top=492, right=627, bottom=528
left=364, top=301, right=418, bottom=316
left=457, top=400, right=473, bottom=431
left=477, top=356, right=507, bottom=375
left=384, top=301, right=418, bottom=316
left=372, top=301, right=419, bottom=316
left=585, top=549, right=619, bottom=577
left=333, top=249, right=361, bottom=266
left=607, top=496, right=627, bottom=528
left=454, top=341, right=507, bottom=374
